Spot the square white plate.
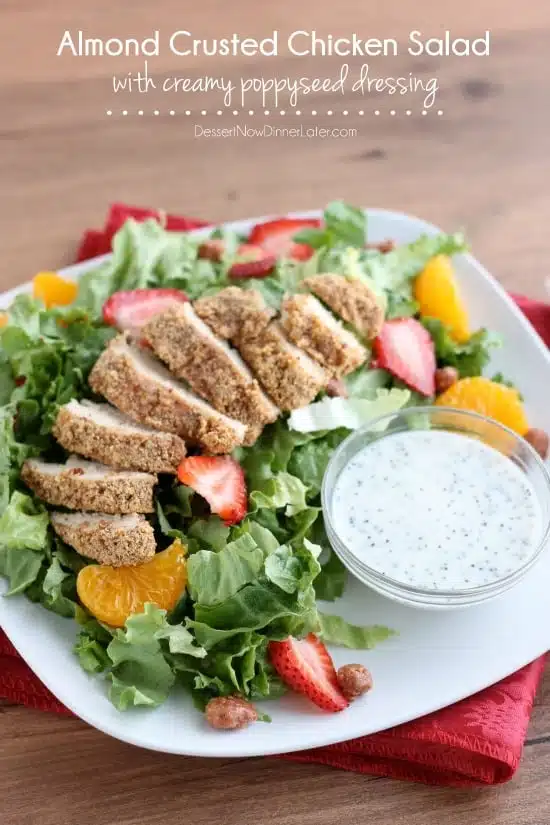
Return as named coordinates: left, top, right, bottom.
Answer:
left=1, top=209, right=549, bottom=758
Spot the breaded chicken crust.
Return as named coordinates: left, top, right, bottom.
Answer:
left=53, top=401, right=186, bottom=474
left=88, top=335, right=246, bottom=454
left=280, top=293, right=367, bottom=377
left=21, top=458, right=156, bottom=514
left=50, top=512, right=156, bottom=567
left=194, top=287, right=274, bottom=341
left=236, top=321, right=326, bottom=410
left=303, top=274, right=385, bottom=340
left=143, top=304, right=278, bottom=444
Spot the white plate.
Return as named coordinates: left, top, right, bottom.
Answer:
left=1, top=209, right=549, bottom=758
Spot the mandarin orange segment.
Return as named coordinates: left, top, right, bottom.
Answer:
left=33, top=271, right=78, bottom=308
left=414, top=255, right=470, bottom=343
left=435, top=377, right=529, bottom=435
left=0, top=312, right=8, bottom=328
left=76, top=540, right=187, bottom=628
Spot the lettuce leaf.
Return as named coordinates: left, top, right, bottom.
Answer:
left=75, top=220, right=226, bottom=315
left=238, top=256, right=320, bottom=310
left=74, top=635, right=111, bottom=674
left=364, top=231, right=467, bottom=293
left=294, top=201, right=367, bottom=249
left=0, top=546, right=44, bottom=596
left=194, top=580, right=319, bottom=641
left=74, top=604, right=208, bottom=709
left=188, top=516, right=230, bottom=551
left=238, top=520, right=280, bottom=555
left=421, top=317, right=502, bottom=378
left=345, top=367, right=391, bottom=397
left=0, top=491, right=51, bottom=595
left=191, top=535, right=321, bottom=640
left=54, top=540, right=90, bottom=574
left=40, top=556, right=84, bottom=619
left=155, top=499, right=186, bottom=543
left=0, top=301, right=115, bottom=449
left=286, top=430, right=350, bottom=499
left=314, top=549, right=348, bottom=602
left=74, top=618, right=113, bottom=674
left=154, top=620, right=207, bottom=658
left=249, top=471, right=310, bottom=516
left=189, top=632, right=267, bottom=698
left=0, top=491, right=50, bottom=550
left=238, top=421, right=352, bottom=603
left=187, top=535, right=264, bottom=606
left=106, top=605, right=179, bottom=709
left=264, top=541, right=321, bottom=595
left=170, top=629, right=285, bottom=707
left=288, top=388, right=410, bottom=433
left=0, top=361, right=15, bottom=406
left=264, top=546, right=303, bottom=594
left=109, top=675, right=170, bottom=711
left=317, top=612, right=397, bottom=648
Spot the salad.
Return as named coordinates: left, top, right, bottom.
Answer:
left=0, top=201, right=530, bottom=730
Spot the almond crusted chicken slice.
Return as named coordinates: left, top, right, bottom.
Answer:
left=53, top=399, right=186, bottom=474
left=88, top=335, right=247, bottom=454
left=194, top=287, right=326, bottom=408
left=21, top=456, right=156, bottom=514
left=143, top=304, right=278, bottom=445
left=236, top=321, right=327, bottom=411
left=50, top=512, right=156, bottom=567
left=280, top=293, right=367, bottom=377
left=193, top=286, right=274, bottom=341
left=303, top=273, right=385, bottom=341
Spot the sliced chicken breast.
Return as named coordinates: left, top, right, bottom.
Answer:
left=53, top=399, right=186, bottom=474
left=143, top=304, right=278, bottom=445
left=194, top=286, right=274, bottom=341
left=88, top=335, right=247, bottom=454
left=21, top=456, right=156, bottom=514
left=50, top=512, right=156, bottom=567
left=280, top=293, right=368, bottom=377
left=303, top=274, right=385, bottom=340
left=236, top=321, right=327, bottom=410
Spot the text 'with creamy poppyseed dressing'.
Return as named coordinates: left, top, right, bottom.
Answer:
left=331, top=429, right=543, bottom=591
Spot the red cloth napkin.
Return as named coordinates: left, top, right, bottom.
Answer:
left=1, top=203, right=549, bottom=787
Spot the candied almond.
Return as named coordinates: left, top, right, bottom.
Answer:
left=198, top=239, right=225, bottom=262
left=205, top=696, right=258, bottom=730
left=524, top=428, right=549, bottom=460
left=336, top=664, right=373, bottom=700
left=434, top=366, right=459, bottom=395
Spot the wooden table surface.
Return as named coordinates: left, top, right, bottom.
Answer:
left=1, top=2, right=550, bottom=823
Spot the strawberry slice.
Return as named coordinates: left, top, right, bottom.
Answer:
left=177, top=456, right=247, bottom=525
left=372, top=318, right=436, bottom=396
left=102, top=288, right=188, bottom=335
left=198, top=238, right=226, bottom=262
left=269, top=634, right=349, bottom=712
left=229, top=244, right=277, bottom=279
left=106, top=203, right=208, bottom=235
left=248, top=218, right=320, bottom=261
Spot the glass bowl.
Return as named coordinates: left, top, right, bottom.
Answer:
left=321, top=406, right=550, bottom=609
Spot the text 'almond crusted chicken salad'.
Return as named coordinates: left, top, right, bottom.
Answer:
left=1, top=202, right=520, bottom=729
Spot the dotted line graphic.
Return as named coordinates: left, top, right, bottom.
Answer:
left=106, top=109, right=444, bottom=117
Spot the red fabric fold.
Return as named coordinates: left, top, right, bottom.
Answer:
left=1, top=203, right=548, bottom=786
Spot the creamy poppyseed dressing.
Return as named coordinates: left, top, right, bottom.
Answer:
left=331, top=430, right=542, bottom=591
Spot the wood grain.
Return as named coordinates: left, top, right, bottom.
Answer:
left=1, top=681, right=550, bottom=825
left=1, top=2, right=550, bottom=823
